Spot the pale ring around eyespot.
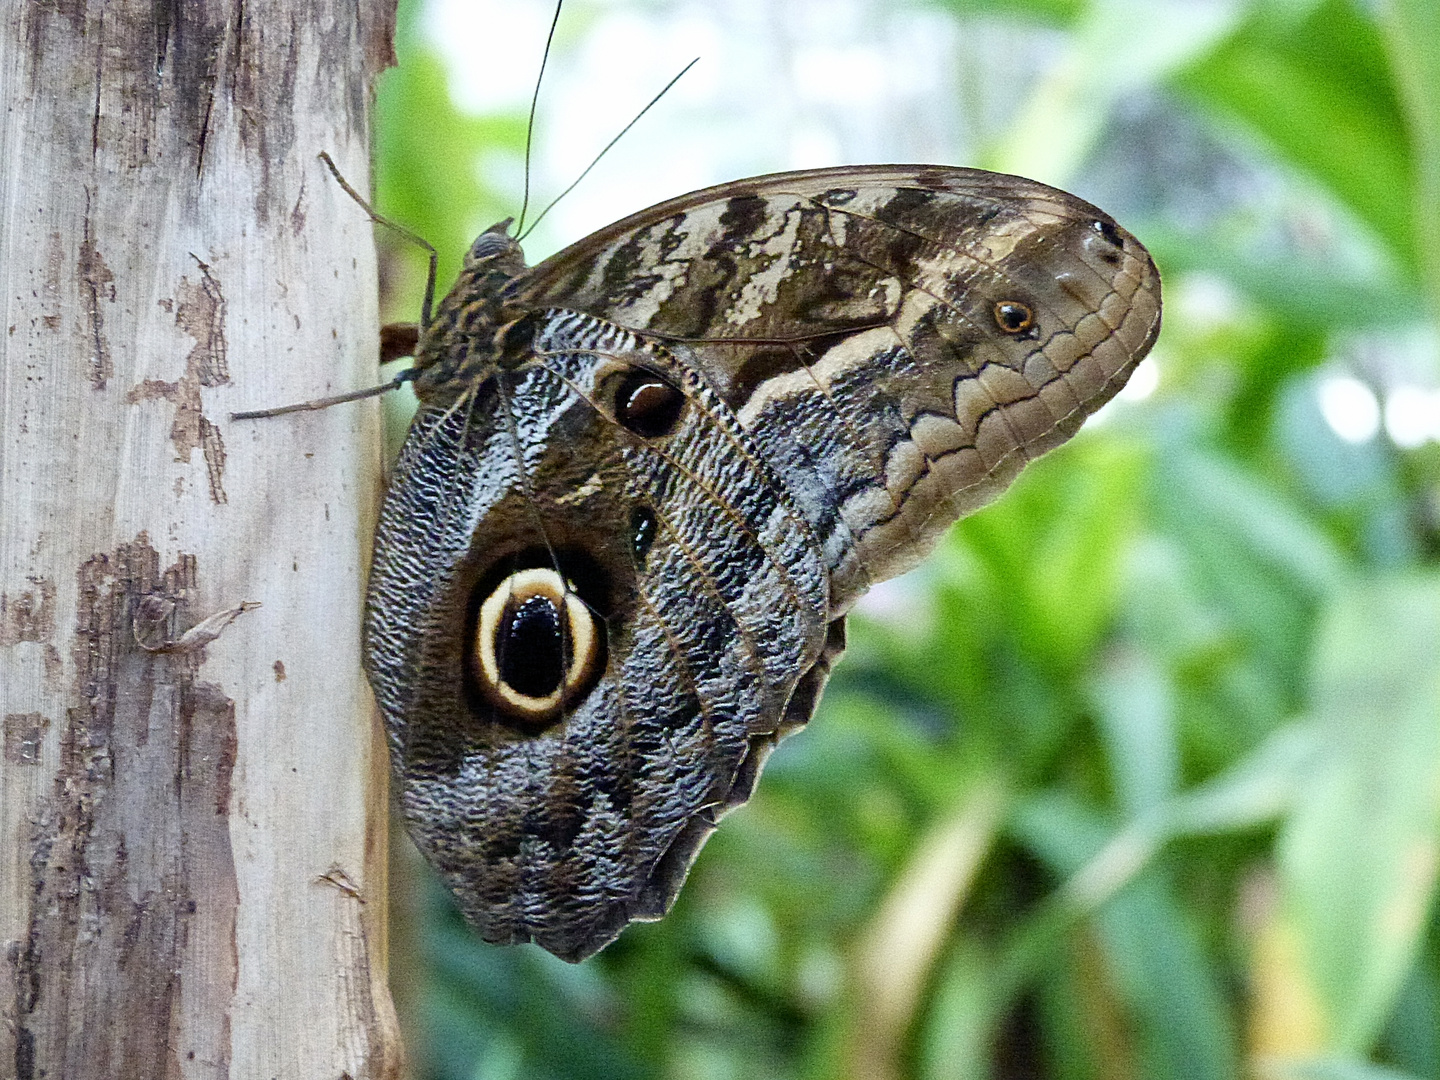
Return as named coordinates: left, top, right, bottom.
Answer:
left=474, top=567, right=599, bottom=723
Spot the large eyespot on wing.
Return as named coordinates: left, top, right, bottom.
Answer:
left=514, top=166, right=1161, bottom=612
left=363, top=309, right=832, bottom=962
left=469, top=566, right=605, bottom=728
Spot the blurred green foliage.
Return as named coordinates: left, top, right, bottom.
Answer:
left=373, top=1, right=1440, bottom=1077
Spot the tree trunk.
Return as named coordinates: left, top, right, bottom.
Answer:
left=0, top=2, right=404, bottom=1077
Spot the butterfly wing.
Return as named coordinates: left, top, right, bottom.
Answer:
left=516, top=165, right=1162, bottom=609
left=368, top=166, right=1161, bottom=961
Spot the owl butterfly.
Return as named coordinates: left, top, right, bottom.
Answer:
left=363, top=165, right=1161, bottom=962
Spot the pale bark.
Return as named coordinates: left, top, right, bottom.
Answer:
left=0, top=2, right=403, bottom=1077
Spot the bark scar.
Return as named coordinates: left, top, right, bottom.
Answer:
left=42, top=232, right=62, bottom=330
left=127, top=257, right=231, bottom=503
left=78, top=189, right=115, bottom=390
left=290, top=178, right=307, bottom=237
left=0, top=577, right=64, bottom=687
left=0, top=577, right=56, bottom=645
left=196, top=84, right=215, bottom=180
left=4, top=713, right=51, bottom=765
left=16, top=536, right=240, bottom=1077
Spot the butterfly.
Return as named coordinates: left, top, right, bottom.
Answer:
left=361, top=164, right=1161, bottom=962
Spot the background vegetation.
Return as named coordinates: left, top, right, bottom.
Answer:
left=371, top=1, right=1440, bottom=1077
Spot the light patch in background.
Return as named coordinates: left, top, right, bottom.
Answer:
left=789, top=126, right=845, bottom=170
left=852, top=568, right=935, bottom=634
left=1317, top=375, right=1381, bottom=444
left=422, top=0, right=974, bottom=262
left=425, top=0, right=561, bottom=111
left=792, top=45, right=889, bottom=107
left=1384, top=385, right=1440, bottom=448
left=1171, top=271, right=1245, bottom=329
left=1334, top=326, right=1440, bottom=447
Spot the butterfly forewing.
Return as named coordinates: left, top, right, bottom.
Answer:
left=366, top=165, right=1161, bottom=960
left=515, top=165, right=1161, bottom=607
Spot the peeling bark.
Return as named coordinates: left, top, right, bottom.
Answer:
left=19, top=538, right=242, bottom=1078
left=0, top=2, right=403, bottom=1078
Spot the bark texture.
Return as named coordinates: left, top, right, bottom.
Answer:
left=0, top=2, right=403, bottom=1077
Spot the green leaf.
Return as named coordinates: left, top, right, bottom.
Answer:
left=930, top=0, right=1084, bottom=25
left=854, top=780, right=1006, bottom=1080
left=1164, top=449, right=1347, bottom=598
left=1278, top=576, right=1440, bottom=1053
left=954, top=434, right=1148, bottom=676
left=1011, top=797, right=1240, bottom=1080
left=917, top=937, right=1001, bottom=1080
left=987, top=0, right=1237, bottom=185
left=1376, top=948, right=1440, bottom=1078
left=1141, top=226, right=1424, bottom=332
left=1173, top=0, right=1418, bottom=273
left=418, top=887, right=655, bottom=1080
left=1140, top=439, right=1346, bottom=764
left=1090, top=645, right=1179, bottom=818
left=1034, top=927, right=1139, bottom=1080
left=1053, top=722, right=1317, bottom=922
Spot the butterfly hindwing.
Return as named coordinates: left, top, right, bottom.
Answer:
left=367, top=308, right=829, bottom=960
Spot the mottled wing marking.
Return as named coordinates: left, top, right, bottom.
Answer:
left=366, top=311, right=831, bottom=960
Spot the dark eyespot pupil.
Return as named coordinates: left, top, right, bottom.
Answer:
left=994, top=301, right=1033, bottom=333
left=498, top=595, right=566, bottom=698
left=616, top=372, right=684, bottom=437
left=631, top=506, right=657, bottom=564
left=1092, top=219, right=1123, bottom=248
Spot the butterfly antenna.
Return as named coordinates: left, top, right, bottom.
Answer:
left=318, top=151, right=439, bottom=329
left=517, top=57, right=700, bottom=244
left=516, top=0, right=565, bottom=237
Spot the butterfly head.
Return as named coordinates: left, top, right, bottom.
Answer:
left=464, top=218, right=526, bottom=276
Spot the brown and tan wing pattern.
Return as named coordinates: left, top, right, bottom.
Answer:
left=516, top=165, right=1161, bottom=608
left=368, top=165, right=1160, bottom=962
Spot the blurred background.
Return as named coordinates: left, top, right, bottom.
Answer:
left=370, top=1, right=1440, bottom=1077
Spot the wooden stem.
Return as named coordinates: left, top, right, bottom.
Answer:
left=0, top=3, right=405, bottom=1077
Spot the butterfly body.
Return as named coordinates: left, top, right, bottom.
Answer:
left=365, top=165, right=1160, bottom=961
